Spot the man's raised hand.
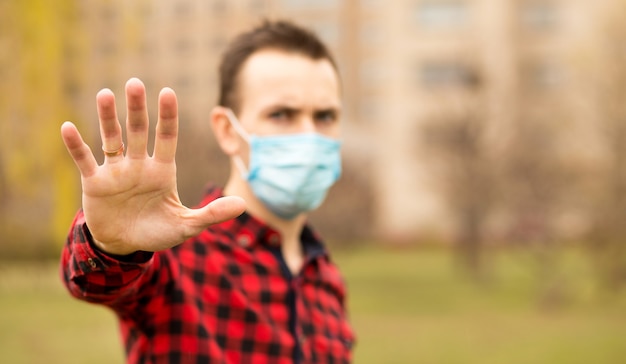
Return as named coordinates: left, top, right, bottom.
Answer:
left=61, top=78, right=245, bottom=255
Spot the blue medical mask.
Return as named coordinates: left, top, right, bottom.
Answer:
left=225, top=109, right=342, bottom=220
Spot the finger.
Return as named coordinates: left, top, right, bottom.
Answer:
left=153, top=87, right=178, bottom=162
left=61, top=121, right=98, bottom=177
left=97, top=88, right=124, bottom=161
left=185, top=196, right=246, bottom=235
left=125, top=78, right=149, bottom=159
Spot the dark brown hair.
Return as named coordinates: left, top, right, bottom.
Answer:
left=217, top=20, right=338, bottom=113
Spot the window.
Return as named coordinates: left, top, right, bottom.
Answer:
left=521, top=1, right=558, bottom=30
left=249, top=0, right=266, bottom=12
left=175, top=75, right=194, bottom=93
left=418, top=61, right=477, bottom=88
left=361, top=24, right=385, bottom=45
left=98, top=41, right=117, bottom=57
left=100, top=4, right=118, bottom=22
left=281, top=0, right=338, bottom=10
left=174, top=1, right=192, bottom=17
left=211, top=0, right=227, bottom=13
left=174, top=38, right=194, bottom=54
left=139, top=40, right=155, bottom=57
left=359, top=98, right=383, bottom=122
left=207, top=35, right=227, bottom=52
left=524, top=61, right=563, bottom=89
left=138, top=3, right=152, bottom=19
left=310, top=22, right=339, bottom=45
left=360, top=59, right=386, bottom=87
left=363, top=0, right=384, bottom=8
left=415, top=0, right=468, bottom=29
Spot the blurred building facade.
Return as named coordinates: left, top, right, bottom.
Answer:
left=73, top=0, right=610, bottom=243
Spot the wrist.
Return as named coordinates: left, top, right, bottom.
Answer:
left=92, top=238, right=138, bottom=256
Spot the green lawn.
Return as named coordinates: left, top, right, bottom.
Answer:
left=1, top=246, right=625, bottom=363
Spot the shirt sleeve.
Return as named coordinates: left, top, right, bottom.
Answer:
left=60, top=210, right=158, bottom=311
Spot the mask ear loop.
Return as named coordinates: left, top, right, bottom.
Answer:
left=224, top=108, right=251, bottom=142
left=233, top=157, right=249, bottom=180
left=224, top=108, right=252, bottom=179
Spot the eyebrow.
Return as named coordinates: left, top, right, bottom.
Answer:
left=263, top=104, right=341, bottom=115
left=314, top=108, right=341, bottom=116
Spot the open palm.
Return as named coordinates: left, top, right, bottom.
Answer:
left=61, top=78, right=245, bottom=255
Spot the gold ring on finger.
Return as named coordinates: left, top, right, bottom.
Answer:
left=102, top=143, right=125, bottom=157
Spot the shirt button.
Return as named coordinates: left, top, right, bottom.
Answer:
left=268, top=234, right=280, bottom=246
left=237, top=235, right=251, bottom=247
left=87, top=258, right=97, bottom=269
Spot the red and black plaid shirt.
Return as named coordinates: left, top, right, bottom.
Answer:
left=60, top=186, right=354, bottom=363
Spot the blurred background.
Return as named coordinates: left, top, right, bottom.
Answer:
left=1, top=0, right=626, bottom=363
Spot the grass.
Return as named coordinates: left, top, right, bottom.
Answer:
left=1, top=245, right=625, bottom=363
left=0, top=263, right=124, bottom=364
left=338, top=245, right=626, bottom=364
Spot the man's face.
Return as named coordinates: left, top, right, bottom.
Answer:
left=235, top=50, right=342, bottom=140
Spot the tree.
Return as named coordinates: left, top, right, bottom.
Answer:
left=420, top=72, right=496, bottom=279
left=0, top=0, right=83, bottom=257
left=582, top=0, right=626, bottom=290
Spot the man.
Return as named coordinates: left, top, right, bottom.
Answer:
left=60, top=20, right=354, bottom=363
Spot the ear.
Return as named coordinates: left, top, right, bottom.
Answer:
left=210, top=106, right=242, bottom=156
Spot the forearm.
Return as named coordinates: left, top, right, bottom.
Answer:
left=60, top=210, right=155, bottom=308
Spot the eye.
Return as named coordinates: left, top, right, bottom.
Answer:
left=314, top=110, right=338, bottom=124
left=268, top=109, right=294, bottom=121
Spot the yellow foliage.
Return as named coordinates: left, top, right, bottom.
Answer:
left=0, top=0, right=81, bottom=249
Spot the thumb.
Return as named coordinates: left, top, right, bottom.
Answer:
left=185, top=196, right=246, bottom=234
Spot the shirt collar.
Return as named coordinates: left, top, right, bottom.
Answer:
left=200, top=184, right=328, bottom=260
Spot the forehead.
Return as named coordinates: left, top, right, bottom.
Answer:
left=236, top=50, right=341, bottom=112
